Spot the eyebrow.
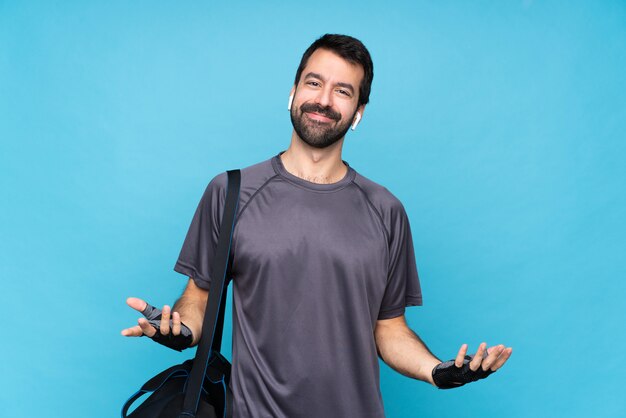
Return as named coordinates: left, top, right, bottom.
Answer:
left=304, top=72, right=355, bottom=94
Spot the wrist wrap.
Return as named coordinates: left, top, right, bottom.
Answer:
left=432, top=355, right=495, bottom=389
left=141, top=303, right=194, bottom=352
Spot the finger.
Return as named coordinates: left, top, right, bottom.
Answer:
left=138, top=318, right=157, bottom=337
left=469, top=343, right=486, bottom=371
left=482, top=344, right=504, bottom=371
left=160, top=305, right=171, bottom=335
left=455, top=344, right=468, bottom=367
left=126, top=297, right=148, bottom=313
left=121, top=325, right=143, bottom=337
left=490, top=347, right=513, bottom=371
left=172, top=311, right=181, bottom=336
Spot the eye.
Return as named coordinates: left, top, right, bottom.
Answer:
left=306, top=81, right=321, bottom=87
left=337, top=89, right=351, bottom=97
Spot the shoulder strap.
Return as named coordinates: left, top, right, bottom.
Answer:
left=181, top=169, right=241, bottom=417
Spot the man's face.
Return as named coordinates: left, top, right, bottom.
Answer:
left=290, top=48, right=364, bottom=149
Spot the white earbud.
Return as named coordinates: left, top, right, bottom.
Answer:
left=351, top=112, right=361, bottom=130
left=288, top=94, right=294, bottom=111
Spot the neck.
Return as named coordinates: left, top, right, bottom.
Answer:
left=280, top=131, right=348, bottom=184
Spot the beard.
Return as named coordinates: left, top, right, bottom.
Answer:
left=290, top=101, right=356, bottom=149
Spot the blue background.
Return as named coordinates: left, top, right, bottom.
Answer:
left=1, top=1, right=625, bottom=417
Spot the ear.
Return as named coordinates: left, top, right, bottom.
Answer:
left=288, top=86, right=296, bottom=111
left=351, top=104, right=366, bottom=130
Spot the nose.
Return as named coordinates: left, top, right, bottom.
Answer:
left=314, top=85, right=333, bottom=109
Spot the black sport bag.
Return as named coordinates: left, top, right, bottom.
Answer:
left=122, top=169, right=240, bottom=418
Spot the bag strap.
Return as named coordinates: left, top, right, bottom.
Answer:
left=122, top=362, right=192, bottom=417
left=181, top=169, right=241, bottom=417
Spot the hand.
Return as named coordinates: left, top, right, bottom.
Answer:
left=121, top=297, right=193, bottom=351
left=455, top=342, right=512, bottom=372
left=432, top=342, right=513, bottom=389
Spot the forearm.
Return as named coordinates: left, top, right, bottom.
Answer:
left=375, top=318, right=441, bottom=386
left=173, top=279, right=209, bottom=345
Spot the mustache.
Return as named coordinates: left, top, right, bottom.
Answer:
left=300, top=103, right=341, bottom=121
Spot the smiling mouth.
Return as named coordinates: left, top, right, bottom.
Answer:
left=305, top=112, right=334, bottom=123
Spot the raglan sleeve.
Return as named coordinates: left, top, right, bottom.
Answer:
left=377, top=201, right=423, bottom=320
left=173, top=172, right=227, bottom=290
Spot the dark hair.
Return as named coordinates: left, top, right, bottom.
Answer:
left=294, top=34, right=374, bottom=107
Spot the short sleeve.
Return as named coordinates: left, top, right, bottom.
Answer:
left=173, top=172, right=227, bottom=290
left=377, top=204, right=423, bottom=320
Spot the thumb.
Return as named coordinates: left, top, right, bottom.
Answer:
left=126, top=297, right=149, bottom=313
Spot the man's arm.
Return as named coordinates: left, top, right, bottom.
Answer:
left=375, top=315, right=512, bottom=388
left=121, top=278, right=208, bottom=347
left=374, top=315, right=441, bottom=386
left=172, top=278, right=209, bottom=346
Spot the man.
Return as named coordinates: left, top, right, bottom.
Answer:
left=122, top=34, right=512, bottom=417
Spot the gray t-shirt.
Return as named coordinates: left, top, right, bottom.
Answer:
left=174, top=151, right=422, bottom=418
